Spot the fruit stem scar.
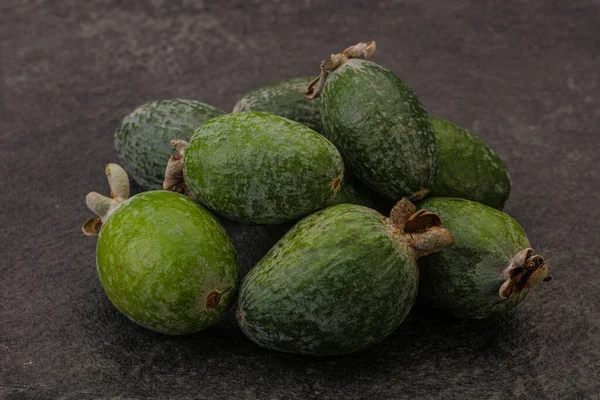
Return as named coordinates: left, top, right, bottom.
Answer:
left=499, top=248, right=549, bottom=300
left=305, top=41, right=376, bottom=99
left=205, top=290, right=222, bottom=309
left=389, top=198, right=455, bottom=258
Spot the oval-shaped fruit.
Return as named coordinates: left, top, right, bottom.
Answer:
left=237, top=200, right=454, bottom=355
left=233, top=77, right=323, bottom=133
left=258, top=173, right=376, bottom=243
left=417, top=197, right=549, bottom=319
left=168, top=111, right=344, bottom=225
left=429, top=117, right=511, bottom=209
left=115, top=99, right=224, bottom=190
left=83, top=164, right=238, bottom=335
left=311, top=42, right=437, bottom=200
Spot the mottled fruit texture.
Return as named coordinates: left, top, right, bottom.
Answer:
left=115, top=99, right=224, bottom=189
left=238, top=200, right=454, bottom=355
left=233, top=77, right=323, bottom=133
left=430, top=117, right=511, bottom=209
left=320, top=59, right=437, bottom=200
left=182, top=111, right=344, bottom=224
left=258, top=173, right=376, bottom=243
left=96, top=191, right=239, bottom=335
left=417, top=197, right=549, bottom=319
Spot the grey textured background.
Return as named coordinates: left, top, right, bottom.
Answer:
left=1, top=1, right=599, bottom=399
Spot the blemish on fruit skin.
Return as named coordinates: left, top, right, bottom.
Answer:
left=235, top=308, right=244, bottom=323
left=410, top=188, right=427, bottom=201
left=205, top=290, right=222, bottom=309
left=332, top=176, right=342, bottom=190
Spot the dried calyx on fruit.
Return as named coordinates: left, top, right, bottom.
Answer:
left=82, top=163, right=130, bottom=236
left=417, top=197, right=550, bottom=319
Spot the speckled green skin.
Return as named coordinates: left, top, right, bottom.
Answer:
left=183, top=111, right=344, bottom=224
left=320, top=59, right=437, bottom=200
left=258, top=173, right=376, bottom=243
left=233, top=77, right=323, bottom=133
left=430, top=117, right=511, bottom=209
left=237, top=204, right=419, bottom=355
left=417, top=197, right=531, bottom=319
left=114, top=99, right=224, bottom=190
left=96, top=191, right=238, bottom=335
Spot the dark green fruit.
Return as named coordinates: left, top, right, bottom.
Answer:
left=82, top=164, right=238, bottom=335
left=417, top=197, right=550, bottom=319
left=233, top=77, right=323, bottom=133
left=258, top=173, right=376, bottom=243
left=309, top=41, right=437, bottom=200
left=115, top=99, right=224, bottom=190
left=237, top=199, right=454, bottom=355
left=430, top=117, right=511, bottom=209
left=164, top=111, right=344, bottom=225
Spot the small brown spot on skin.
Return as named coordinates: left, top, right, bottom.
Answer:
left=410, top=188, right=427, bottom=201
left=332, top=176, right=342, bottom=191
left=235, top=308, right=244, bottom=321
left=205, top=291, right=221, bottom=309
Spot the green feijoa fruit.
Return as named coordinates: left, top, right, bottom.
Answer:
left=164, top=111, right=344, bottom=225
left=115, top=99, right=224, bottom=190
left=309, top=41, right=437, bottom=200
left=82, top=164, right=238, bottom=335
left=430, top=117, right=511, bottom=209
left=417, top=197, right=550, bottom=320
left=237, top=199, right=454, bottom=355
left=258, top=173, right=376, bottom=243
left=233, top=77, right=323, bottom=133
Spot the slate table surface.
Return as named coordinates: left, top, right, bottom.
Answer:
left=1, top=1, right=599, bottom=399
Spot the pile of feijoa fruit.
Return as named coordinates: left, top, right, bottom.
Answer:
left=83, top=41, right=550, bottom=355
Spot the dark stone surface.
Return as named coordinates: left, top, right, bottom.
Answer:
left=1, top=1, right=598, bottom=398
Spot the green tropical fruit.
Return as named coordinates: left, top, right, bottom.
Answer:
left=430, top=117, right=511, bottom=209
left=233, top=77, right=323, bottom=133
left=309, top=41, right=437, bottom=200
left=115, top=99, right=224, bottom=190
left=237, top=199, right=454, bottom=355
left=164, top=111, right=344, bottom=225
left=417, top=197, right=550, bottom=319
left=82, top=164, right=238, bottom=335
left=258, top=173, right=376, bottom=243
